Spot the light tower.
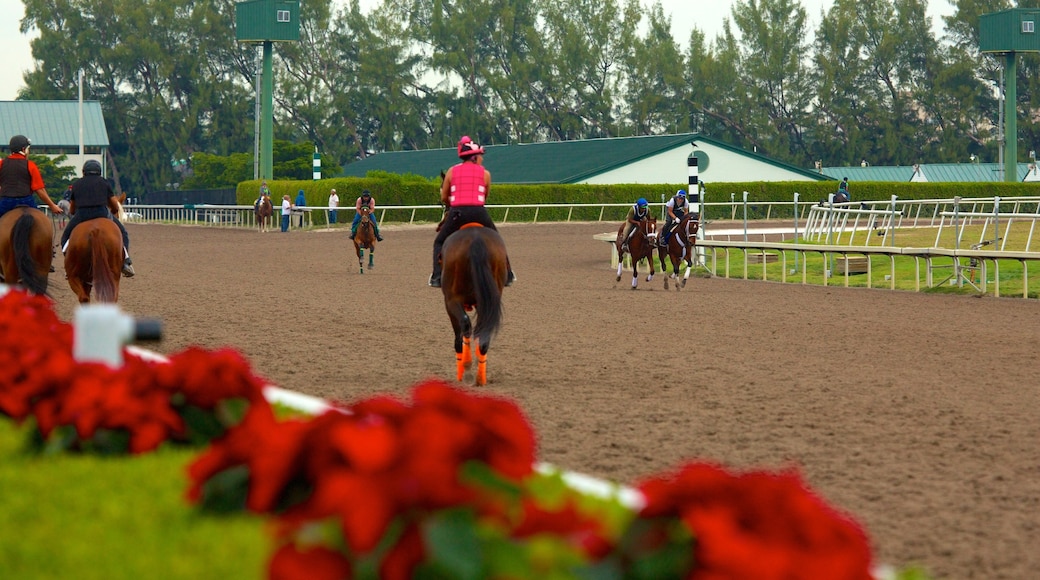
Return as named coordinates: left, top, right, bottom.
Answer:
left=235, top=0, right=300, bottom=181
left=980, top=9, right=1040, bottom=182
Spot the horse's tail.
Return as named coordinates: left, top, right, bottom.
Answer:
left=12, top=213, right=49, bottom=296
left=469, top=234, right=503, bottom=347
left=90, top=228, right=119, bottom=302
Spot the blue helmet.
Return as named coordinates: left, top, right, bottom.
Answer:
left=675, top=189, right=687, bottom=198
left=636, top=198, right=648, bottom=207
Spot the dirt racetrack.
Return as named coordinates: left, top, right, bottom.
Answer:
left=45, top=220, right=1040, bottom=579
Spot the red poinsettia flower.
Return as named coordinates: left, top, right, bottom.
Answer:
left=637, top=462, right=873, bottom=580
left=269, top=543, right=353, bottom=580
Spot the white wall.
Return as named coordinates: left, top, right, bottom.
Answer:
left=580, top=143, right=819, bottom=185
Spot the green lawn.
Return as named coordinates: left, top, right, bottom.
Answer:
left=0, top=420, right=269, bottom=579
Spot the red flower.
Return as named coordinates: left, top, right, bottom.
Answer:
left=269, top=543, right=353, bottom=580
left=636, top=462, right=873, bottom=580
left=187, top=406, right=311, bottom=512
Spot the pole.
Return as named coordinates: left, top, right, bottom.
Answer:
left=888, top=195, right=898, bottom=247
left=313, top=147, right=321, bottom=180
left=793, top=192, right=800, bottom=272
left=261, top=41, right=274, bottom=181
left=1004, top=53, right=1017, bottom=183
left=742, top=191, right=749, bottom=242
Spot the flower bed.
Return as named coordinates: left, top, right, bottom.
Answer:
left=0, top=289, right=917, bottom=579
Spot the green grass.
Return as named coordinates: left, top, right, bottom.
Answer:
left=0, top=420, right=269, bottom=579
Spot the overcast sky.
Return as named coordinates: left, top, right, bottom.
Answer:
left=0, top=0, right=955, bottom=101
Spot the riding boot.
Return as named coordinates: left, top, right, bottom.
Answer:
left=122, top=248, right=135, bottom=277
left=375, top=225, right=384, bottom=242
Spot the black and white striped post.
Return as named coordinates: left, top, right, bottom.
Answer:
left=688, top=152, right=705, bottom=265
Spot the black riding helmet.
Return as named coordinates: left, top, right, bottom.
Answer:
left=83, top=159, right=103, bottom=175
left=9, top=135, right=30, bottom=153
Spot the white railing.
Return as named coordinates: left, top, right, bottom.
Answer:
left=697, top=239, right=1040, bottom=299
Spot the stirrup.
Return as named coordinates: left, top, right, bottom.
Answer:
left=506, top=271, right=516, bottom=287
left=122, top=258, right=135, bottom=278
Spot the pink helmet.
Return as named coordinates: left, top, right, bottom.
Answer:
left=457, top=136, right=485, bottom=158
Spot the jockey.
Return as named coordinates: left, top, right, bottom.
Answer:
left=349, top=189, right=383, bottom=241
left=61, top=159, right=135, bottom=277
left=660, top=189, right=689, bottom=247
left=428, top=136, right=515, bottom=288
left=618, top=197, right=653, bottom=252
left=0, top=135, right=64, bottom=220
left=255, top=180, right=271, bottom=210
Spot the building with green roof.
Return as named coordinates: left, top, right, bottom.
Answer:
left=341, top=133, right=829, bottom=185
left=342, top=132, right=1040, bottom=185
left=0, top=100, right=111, bottom=177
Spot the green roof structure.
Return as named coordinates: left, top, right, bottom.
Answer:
left=0, top=100, right=110, bottom=151
left=341, top=133, right=829, bottom=185
left=822, top=163, right=1040, bottom=183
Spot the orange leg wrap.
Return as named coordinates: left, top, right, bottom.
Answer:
left=462, top=336, right=472, bottom=367
left=456, top=353, right=466, bottom=381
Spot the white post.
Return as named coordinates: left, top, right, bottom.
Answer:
left=74, top=305, right=134, bottom=367
left=312, top=148, right=321, bottom=180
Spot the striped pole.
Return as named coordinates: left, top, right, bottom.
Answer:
left=312, top=148, right=321, bottom=180
left=687, top=154, right=699, bottom=216
left=688, top=153, right=705, bottom=265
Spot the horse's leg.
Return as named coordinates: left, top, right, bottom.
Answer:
left=615, top=242, right=624, bottom=282
left=475, top=342, right=489, bottom=386
left=368, top=244, right=374, bottom=269
left=355, top=244, right=364, bottom=274
left=447, top=304, right=471, bottom=381
left=631, top=255, right=639, bottom=289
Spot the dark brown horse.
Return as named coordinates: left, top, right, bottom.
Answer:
left=0, top=206, right=54, bottom=296
left=255, top=196, right=273, bottom=233
left=614, top=217, right=657, bottom=289
left=441, top=224, right=508, bottom=386
left=64, top=218, right=122, bottom=303
left=657, top=213, right=700, bottom=291
left=352, top=205, right=377, bottom=273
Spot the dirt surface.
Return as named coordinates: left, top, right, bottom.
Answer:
left=46, top=220, right=1040, bottom=579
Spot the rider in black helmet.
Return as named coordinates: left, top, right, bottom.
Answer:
left=0, top=134, right=64, bottom=220
left=60, top=159, right=135, bottom=277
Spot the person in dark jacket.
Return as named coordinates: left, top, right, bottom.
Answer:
left=61, top=159, right=135, bottom=277
left=0, top=134, right=64, bottom=219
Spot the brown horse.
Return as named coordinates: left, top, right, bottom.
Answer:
left=352, top=205, right=377, bottom=273
left=64, top=218, right=123, bottom=303
left=614, top=217, right=657, bottom=289
left=255, top=196, right=273, bottom=232
left=0, top=206, right=54, bottom=296
left=657, top=213, right=700, bottom=291
left=441, top=224, right=508, bottom=386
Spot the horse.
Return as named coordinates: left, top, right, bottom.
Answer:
left=255, top=196, right=273, bottom=233
left=352, top=205, right=377, bottom=273
left=0, top=206, right=54, bottom=296
left=657, top=213, right=700, bottom=290
left=614, top=217, right=657, bottom=289
left=57, top=199, right=71, bottom=229
left=440, top=224, right=508, bottom=386
left=64, top=218, right=123, bottom=303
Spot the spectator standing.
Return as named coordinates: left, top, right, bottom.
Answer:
left=281, top=195, right=291, bottom=232
left=328, top=188, right=339, bottom=224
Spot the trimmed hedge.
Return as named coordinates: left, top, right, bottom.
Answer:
left=238, top=177, right=1040, bottom=224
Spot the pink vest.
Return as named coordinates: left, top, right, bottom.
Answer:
left=448, top=162, right=486, bottom=206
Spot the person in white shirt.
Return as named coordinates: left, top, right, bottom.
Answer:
left=328, top=188, right=339, bottom=224
left=280, top=195, right=291, bottom=232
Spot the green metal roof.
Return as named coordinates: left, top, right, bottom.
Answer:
left=822, top=163, right=1038, bottom=182
left=341, top=133, right=827, bottom=184
left=0, top=100, right=110, bottom=148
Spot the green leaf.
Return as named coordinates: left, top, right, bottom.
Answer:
left=196, top=465, right=250, bottom=514
left=421, top=508, right=484, bottom=580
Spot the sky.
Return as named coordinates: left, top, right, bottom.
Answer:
left=0, top=0, right=956, bottom=102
